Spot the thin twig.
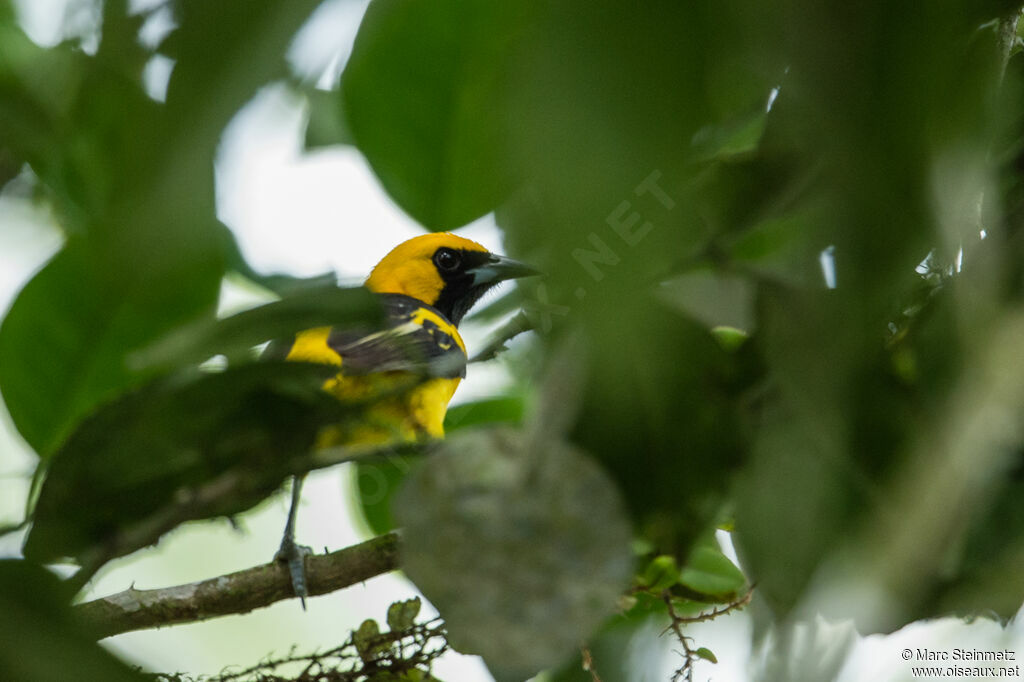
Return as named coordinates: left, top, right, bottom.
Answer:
left=673, top=588, right=753, bottom=625
left=469, top=311, right=534, bottom=363
left=148, top=615, right=449, bottom=682
left=663, top=594, right=697, bottom=682
left=661, top=588, right=754, bottom=682
left=580, top=645, right=603, bottom=682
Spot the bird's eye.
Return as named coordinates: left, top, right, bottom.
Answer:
left=433, top=248, right=461, bottom=272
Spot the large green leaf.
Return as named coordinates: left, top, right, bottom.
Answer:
left=0, top=241, right=220, bottom=457
left=131, top=284, right=382, bottom=372
left=22, top=361, right=347, bottom=565
left=164, top=0, right=323, bottom=161
left=342, top=0, right=527, bottom=229
left=0, top=21, right=86, bottom=203
left=568, top=296, right=752, bottom=555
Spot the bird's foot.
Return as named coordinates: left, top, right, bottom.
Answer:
left=275, top=534, right=313, bottom=609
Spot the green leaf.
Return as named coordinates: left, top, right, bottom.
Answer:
left=0, top=242, right=221, bottom=457
left=0, top=22, right=86, bottom=186
left=165, top=0, right=322, bottom=157
left=546, top=608, right=668, bottom=682
left=131, top=285, right=383, bottom=372
left=443, top=395, right=524, bottom=432
left=710, top=326, right=749, bottom=352
left=569, top=295, right=750, bottom=555
left=386, top=597, right=422, bottom=632
left=342, top=0, right=527, bottom=229
left=354, top=618, right=383, bottom=661
left=637, top=555, right=680, bottom=592
left=395, top=427, right=633, bottom=681
left=926, top=463, right=1024, bottom=621
left=690, top=110, right=767, bottom=162
left=0, top=560, right=149, bottom=682
left=355, top=455, right=418, bottom=537
left=22, top=361, right=347, bottom=564
left=678, top=544, right=747, bottom=601
left=694, top=647, right=718, bottom=664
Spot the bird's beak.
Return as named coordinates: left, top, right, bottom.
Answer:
left=469, top=254, right=541, bottom=286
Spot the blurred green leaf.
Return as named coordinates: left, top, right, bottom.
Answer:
left=342, top=0, right=528, bottom=229
left=23, top=361, right=346, bottom=564
left=695, top=647, right=718, bottom=664
left=131, top=284, right=382, bottom=372
left=0, top=21, right=86, bottom=184
left=636, top=555, right=680, bottom=592
left=732, top=333, right=859, bottom=614
left=0, top=560, right=148, bottom=682
left=726, top=210, right=830, bottom=289
left=355, top=454, right=416, bottom=538
left=691, top=110, right=767, bottom=162
left=0, top=145, right=21, bottom=190
left=355, top=618, right=384, bottom=661
left=0, top=241, right=220, bottom=457
left=711, top=326, right=750, bottom=352
left=569, top=295, right=750, bottom=555
left=387, top=597, right=422, bottom=632
left=935, top=470, right=1024, bottom=620
left=165, top=0, right=322, bottom=155
left=443, top=395, right=524, bottom=431
left=546, top=608, right=668, bottom=682
left=395, top=426, right=633, bottom=681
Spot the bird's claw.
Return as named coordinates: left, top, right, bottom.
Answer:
left=275, top=534, right=313, bottom=609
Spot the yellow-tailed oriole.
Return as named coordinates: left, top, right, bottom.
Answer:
left=273, top=233, right=536, bottom=604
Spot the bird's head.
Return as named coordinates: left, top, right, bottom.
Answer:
left=365, top=233, right=537, bottom=325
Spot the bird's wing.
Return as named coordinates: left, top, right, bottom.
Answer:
left=325, top=294, right=467, bottom=379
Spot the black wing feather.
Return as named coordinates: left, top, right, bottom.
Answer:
left=326, top=294, right=467, bottom=378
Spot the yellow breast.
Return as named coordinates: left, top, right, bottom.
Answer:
left=285, top=327, right=461, bottom=447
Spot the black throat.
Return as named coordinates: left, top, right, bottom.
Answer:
left=431, top=250, right=497, bottom=326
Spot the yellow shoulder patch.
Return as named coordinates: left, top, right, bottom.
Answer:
left=410, top=306, right=467, bottom=354
left=285, top=327, right=343, bottom=366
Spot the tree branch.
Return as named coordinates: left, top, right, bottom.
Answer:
left=67, top=441, right=416, bottom=594
left=469, top=311, right=533, bottom=363
left=74, top=532, right=400, bottom=640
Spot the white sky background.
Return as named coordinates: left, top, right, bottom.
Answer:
left=1, top=2, right=1023, bottom=682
